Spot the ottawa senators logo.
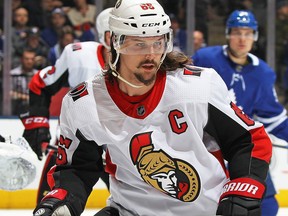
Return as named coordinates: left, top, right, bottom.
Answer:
left=69, top=82, right=88, bottom=101
left=130, top=132, right=201, bottom=202
left=183, top=65, right=202, bottom=76
left=72, top=42, right=82, bottom=51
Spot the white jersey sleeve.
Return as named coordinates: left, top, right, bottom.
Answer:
left=28, top=41, right=105, bottom=116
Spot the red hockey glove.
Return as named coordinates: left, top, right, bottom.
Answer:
left=216, top=177, right=266, bottom=216
left=33, top=189, right=81, bottom=216
left=20, top=108, right=51, bottom=160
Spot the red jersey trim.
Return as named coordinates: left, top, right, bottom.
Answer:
left=106, top=71, right=166, bottom=119
left=250, top=126, right=272, bottom=164
left=43, top=188, right=68, bottom=201
left=210, top=150, right=229, bottom=178
left=97, top=44, right=105, bottom=69
left=105, top=149, right=117, bottom=177
left=47, top=165, right=57, bottom=192
left=29, top=70, right=47, bottom=95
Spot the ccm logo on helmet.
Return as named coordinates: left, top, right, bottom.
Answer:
left=142, top=23, right=160, bottom=27
left=223, top=182, right=258, bottom=195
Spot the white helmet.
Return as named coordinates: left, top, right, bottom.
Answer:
left=109, top=0, right=173, bottom=72
left=96, top=7, right=113, bottom=49
left=109, top=0, right=171, bottom=37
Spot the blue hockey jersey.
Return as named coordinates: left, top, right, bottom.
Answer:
left=192, top=45, right=288, bottom=142
left=192, top=45, right=288, bottom=200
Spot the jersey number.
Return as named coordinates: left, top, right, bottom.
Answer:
left=230, top=102, right=255, bottom=126
left=42, top=66, right=56, bottom=79
left=56, top=135, right=72, bottom=165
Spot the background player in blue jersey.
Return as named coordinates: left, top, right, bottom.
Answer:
left=192, top=10, right=288, bottom=216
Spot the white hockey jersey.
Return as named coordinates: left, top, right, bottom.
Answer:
left=54, top=66, right=271, bottom=216
left=33, top=41, right=105, bottom=89
left=28, top=41, right=106, bottom=115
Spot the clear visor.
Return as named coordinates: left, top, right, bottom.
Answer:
left=117, top=35, right=168, bottom=55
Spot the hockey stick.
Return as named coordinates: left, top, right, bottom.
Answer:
left=269, top=134, right=288, bottom=150
left=272, top=144, right=288, bottom=149
left=46, top=144, right=58, bottom=151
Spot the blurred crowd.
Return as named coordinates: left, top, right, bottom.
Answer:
left=0, top=0, right=99, bottom=115
left=1, top=0, right=288, bottom=115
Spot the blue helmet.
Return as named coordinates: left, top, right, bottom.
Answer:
left=225, top=10, right=258, bottom=41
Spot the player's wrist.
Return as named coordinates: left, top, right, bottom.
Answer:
left=20, top=106, right=50, bottom=130
left=20, top=116, right=49, bottom=130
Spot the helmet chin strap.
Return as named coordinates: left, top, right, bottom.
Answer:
left=111, top=61, right=163, bottom=89
left=108, top=42, right=168, bottom=89
left=111, top=70, right=144, bottom=89
left=109, top=54, right=144, bottom=88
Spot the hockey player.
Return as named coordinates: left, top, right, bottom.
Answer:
left=192, top=10, right=288, bottom=216
left=33, top=1, right=272, bottom=216
left=20, top=8, right=113, bottom=203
